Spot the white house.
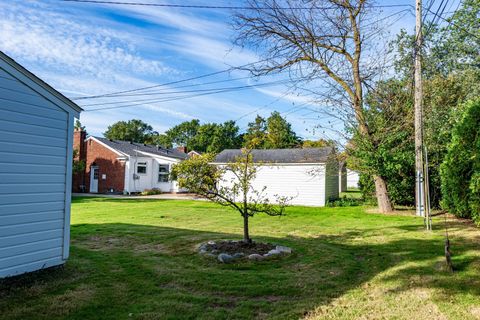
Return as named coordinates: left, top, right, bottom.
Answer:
left=0, top=52, right=82, bottom=278
left=347, top=169, right=360, bottom=189
left=73, top=136, right=188, bottom=194
left=214, top=148, right=339, bottom=206
left=339, top=161, right=347, bottom=193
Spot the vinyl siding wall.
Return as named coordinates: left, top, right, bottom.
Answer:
left=0, top=67, right=69, bottom=278
left=347, top=169, right=360, bottom=189
left=220, top=164, right=327, bottom=206
left=125, top=153, right=182, bottom=193
left=325, top=158, right=340, bottom=202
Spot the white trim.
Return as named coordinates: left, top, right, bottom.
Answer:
left=124, top=160, right=130, bottom=193
left=0, top=52, right=82, bottom=115
left=62, top=113, right=74, bottom=260
left=89, top=166, right=99, bottom=193
left=136, top=161, right=148, bottom=175
left=85, top=136, right=127, bottom=157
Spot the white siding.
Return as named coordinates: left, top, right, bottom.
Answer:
left=0, top=66, right=70, bottom=278
left=220, top=164, right=327, bottom=206
left=347, top=169, right=360, bottom=189
left=125, top=153, right=182, bottom=193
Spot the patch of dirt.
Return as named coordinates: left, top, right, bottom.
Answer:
left=49, top=284, right=95, bottom=316
left=74, top=235, right=166, bottom=254
left=470, top=306, right=480, bottom=319
left=205, top=241, right=275, bottom=255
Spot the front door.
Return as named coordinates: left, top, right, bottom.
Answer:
left=90, top=166, right=99, bottom=193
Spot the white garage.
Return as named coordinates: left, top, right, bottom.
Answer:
left=0, top=52, right=82, bottom=278
left=214, top=148, right=339, bottom=206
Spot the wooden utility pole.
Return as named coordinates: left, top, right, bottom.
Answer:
left=414, top=0, right=425, bottom=218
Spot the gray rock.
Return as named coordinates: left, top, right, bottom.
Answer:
left=267, top=249, right=282, bottom=256
left=248, top=254, right=264, bottom=261
left=199, top=249, right=208, bottom=255
left=263, top=249, right=282, bottom=259
left=275, top=245, right=292, bottom=254
left=211, top=249, right=219, bottom=254
left=218, top=253, right=234, bottom=263
left=198, top=244, right=208, bottom=251
left=204, top=253, right=217, bottom=259
left=232, top=252, right=245, bottom=259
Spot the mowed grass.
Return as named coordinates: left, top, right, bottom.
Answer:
left=1, top=198, right=480, bottom=320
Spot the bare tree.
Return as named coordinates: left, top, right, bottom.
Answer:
left=171, top=150, right=289, bottom=243
left=234, top=0, right=393, bottom=212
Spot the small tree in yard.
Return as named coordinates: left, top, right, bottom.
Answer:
left=171, top=150, right=289, bottom=243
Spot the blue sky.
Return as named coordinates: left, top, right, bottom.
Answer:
left=1, top=0, right=438, bottom=140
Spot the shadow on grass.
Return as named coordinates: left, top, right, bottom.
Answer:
left=0, top=222, right=478, bottom=320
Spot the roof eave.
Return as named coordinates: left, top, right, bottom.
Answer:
left=0, top=51, right=83, bottom=115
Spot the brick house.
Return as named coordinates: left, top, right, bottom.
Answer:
left=73, top=130, right=187, bottom=193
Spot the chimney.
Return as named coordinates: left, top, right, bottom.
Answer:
left=73, top=128, right=87, bottom=162
left=176, top=146, right=188, bottom=154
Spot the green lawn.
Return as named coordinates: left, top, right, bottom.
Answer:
left=1, top=198, right=480, bottom=319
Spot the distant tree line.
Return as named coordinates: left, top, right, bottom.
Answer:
left=102, top=111, right=333, bottom=153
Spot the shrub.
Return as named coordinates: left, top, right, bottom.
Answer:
left=326, top=196, right=362, bottom=207
left=358, top=173, right=376, bottom=204
left=441, top=99, right=480, bottom=223
left=141, top=188, right=162, bottom=196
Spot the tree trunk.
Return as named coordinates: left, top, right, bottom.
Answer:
left=374, top=175, right=393, bottom=213
left=243, top=212, right=251, bottom=243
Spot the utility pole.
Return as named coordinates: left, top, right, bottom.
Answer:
left=414, top=0, right=425, bottom=218
left=414, top=0, right=431, bottom=230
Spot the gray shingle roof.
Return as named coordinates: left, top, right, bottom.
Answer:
left=94, top=137, right=188, bottom=159
left=214, top=147, right=335, bottom=163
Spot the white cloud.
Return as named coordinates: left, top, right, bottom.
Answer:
left=0, top=1, right=333, bottom=139
left=0, top=1, right=171, bottom=88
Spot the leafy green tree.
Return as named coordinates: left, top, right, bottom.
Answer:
left=74, top=119, right=86, bottom=132
left=423, top=71, right=480, bottom=206
left=243, top=115, right=267, bottom=148
left=243, top=112, right=301, bottom=149
left=104, top=119, right=157, bottom=143
left=162, top=119, right=200, bottom=149
left=189, top=123, right=218, bottom=152
left=438, top=0, right=480, bottom=73
left=171, top=150, right=289, bottom=243
left=349, top=79, right=415, bottom=206
left=152, top=134, right=173, bottom=149
left=265, top=111, right=301, bottom=148
left=302, top=139, right=335, bottom=148
left=393, top=0, right=479, bottom=77
left=441, top=99, right=480, bottom=222
left=208, top=121, right=243, bottom=153
left=72, top=149, right=85, bottom=174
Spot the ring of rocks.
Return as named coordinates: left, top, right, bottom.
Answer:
left=197, top=240, right=292, bottom=263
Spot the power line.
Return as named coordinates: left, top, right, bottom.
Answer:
left=95, top=75, right=256, bottom=98
left=73, top=70, right=229, bottom=100
left=424, top=3, right=479, bottom=41
left=61, top=0, right=413, bottom=10
left=423, top=0, right=449, bottom=40
left=83, top=78, right=294, bottom=112
left=80, top=79, right=293, bottom=107
left=73, top=58, right=273, bottom=100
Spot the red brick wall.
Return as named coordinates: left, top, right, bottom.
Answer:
left=83, top=139, right=126, bottom=193
left=72, top=130, right=87, bottom=192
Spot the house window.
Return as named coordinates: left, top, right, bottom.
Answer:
left=158, top=164, right=170, bottom=182
left=137, top=162, right=147, bottom=174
